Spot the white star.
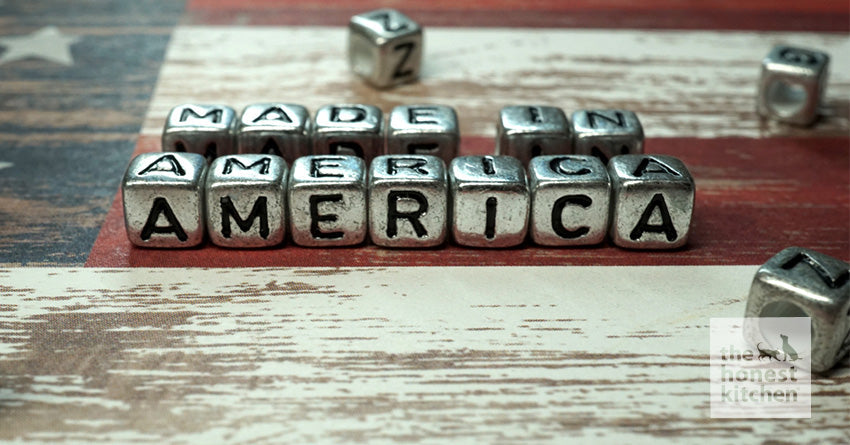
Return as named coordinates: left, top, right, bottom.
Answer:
left=0, top=162, right=13, bottom=171
left=0, top=26, right=80, bottom=66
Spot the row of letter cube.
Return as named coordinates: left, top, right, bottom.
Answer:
left=123, top=152, right=693, bottom=249
left=163, top=103, right=643, bottom=166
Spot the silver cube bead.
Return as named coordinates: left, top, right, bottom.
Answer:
left=122, top=152, right=207, bottom=248
left=449, top=155, right=529, bottom=248
left=745, top=247, right=849, bottom=373
left=236, top=103, right=311, bottom=163
left=349, top=8, right=422, bottom=88
left=529, top=155, right=610, bottom=246
left=369, top=155, right=448, bottom=248
left=288, top=155, right=368, bottom=247
left=572, top=109, right=643, bottom=164
left=496, top=105, right=571, bottom=165
left=608, top=155, right=694, bottom=249
left=386, top=105, right=459, bottom=164
left=162, top=104, right=237, bottom=161
left=313, top=104, right=384, bottom=163
left=757, top=45, right=830, bottom=127
left=205, top=154, right=287, bottom=248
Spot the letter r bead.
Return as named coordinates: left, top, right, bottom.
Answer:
left=608, top=155, right=695, bottom=249
left=369, top=155, right=448, bottom=247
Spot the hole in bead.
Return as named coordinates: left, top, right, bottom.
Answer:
left=759, top=301, right=814, bottom=345
left=766, top=80, right=808, bottom=118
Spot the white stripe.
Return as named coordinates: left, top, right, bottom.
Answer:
left=0, top=266, right=846, bottom=441
left=143, top=26, right=850, bottom=139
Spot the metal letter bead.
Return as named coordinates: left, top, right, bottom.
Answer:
left=496, top=105, right=571, bottom=165
left=449, top=155, right=529, bottom=248
left=369, top=155, right=448, bottom=248
left=386, top=105, right=459, bottom=164
left=288, top=155, right=368, bottom=247
left=349, top=8, right=422, bottom=88
left=162, top=104, right=237, bottom=161
left=313, top=104, right=384, bottom=163
left=236, top=103, right=311, bottom=163
left=122, top=152, right=207, bottom=248
left=745, top=247, right=849, bottom=373
left=608, top=155, right=694, bottom=249
left=205, top=155, right=287, bottom=248
left=529, top=155, right=610, bottom=246
left=571, top=109, right=643, bottom=164
left=757, top=45, right=830, bottom=126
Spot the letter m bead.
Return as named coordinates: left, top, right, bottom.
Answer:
left=746, top=247, right=850, bottom=373
left=349, top=9, right=422, bottom=88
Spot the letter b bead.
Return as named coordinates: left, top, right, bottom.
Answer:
left=369, top=155, right=448, bottom=248
left=608, top=155, right=694, bottom=249
left=349, top=9, right=422, bottom=88
left=122, top=152, right=207, bottom=248
left=205, top=155, right=287, bottom=248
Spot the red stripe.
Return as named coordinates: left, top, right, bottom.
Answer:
left=85, top=136, right=849, bottom=267
left=185, top=1, right=849, bottom=31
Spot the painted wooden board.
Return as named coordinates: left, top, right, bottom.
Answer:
left=1, top=267, right=848, bottom=443
left=142, top=27, right=850, bottom=139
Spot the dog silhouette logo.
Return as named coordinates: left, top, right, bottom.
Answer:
left=757, top=333, right=802, bottom=362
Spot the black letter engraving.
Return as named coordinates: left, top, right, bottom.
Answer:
left=138, top=154, right=186, bottom=176
left=782, top=253, right=849, bottom=289
left=309, top=194, right=344, bottom=239
left=550, top=157, right=590, bottom=176
left=387, top=191, right=428, bottom=238
left=140, top=197, right=188, bottom=242
left=633, top=157, right=681, bottom=177
left=552, top=195, right=592, bottom=239
left=253, top=106, right=292, bottom=123
left=629, top=193, right=677, bottom=242
left=485, top=197, right=498, bottom=239
left=587, top=111, right=625, bottom=128
left=482, top=156, right=496, bottom=175
left=220, top=196, right=269, bottom=239
left=371, top=12, right=409, bottom=32
left=180, top=107, right=222, bottom=123
left=387, top=157, right=428, bottom=175
left=392, top=42, right=415, bottom=79
left=310, top=158, right=344, bottom=178
left=223, top=157, right=271, bottom=175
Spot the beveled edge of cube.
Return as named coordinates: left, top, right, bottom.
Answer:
left=349, top=8, right=422, bottom=43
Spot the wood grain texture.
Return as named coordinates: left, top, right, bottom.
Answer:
left=1, top=267, right=848, bottom=443
left=142, top=27, right=850, bottom=139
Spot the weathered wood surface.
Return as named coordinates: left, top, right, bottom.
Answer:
left=143, top=27, right=850, bottom=139
left=1, top=267, right=848, bottom=443
left=0, top=0, right=183, bottom=266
